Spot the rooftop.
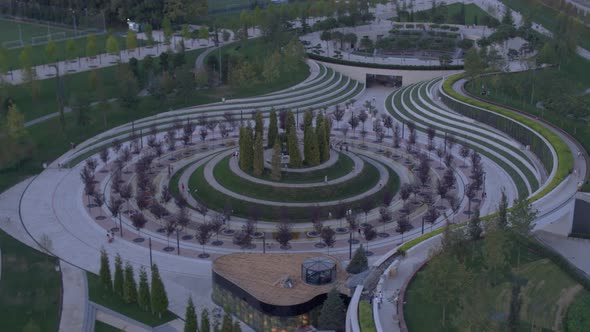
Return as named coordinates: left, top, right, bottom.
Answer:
left=213, top=253, right=349, bottom=306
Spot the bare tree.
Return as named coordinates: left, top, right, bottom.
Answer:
left=195, top=222, right=212, bottom=256
left=275, top=221, right=293, bottom=249
left=320, top=226, right=336, bottom=254
left=223, top=112, right=237, bottom=131
left=363, top=224, right=377, bottom=254
left=333, top=105, right=345, bottom=130
left=160, top=185, right=172, bottom=204
left=131, top=212, right=147, bottom=236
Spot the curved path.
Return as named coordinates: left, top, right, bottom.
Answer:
left=236, top=151, right=364, bottom=188
left=261, top=147, right=341, bottom=173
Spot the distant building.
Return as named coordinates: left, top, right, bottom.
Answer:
left=127, top=19, right=140, bottom=32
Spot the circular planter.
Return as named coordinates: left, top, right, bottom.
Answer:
left=280, top=244, right=292, bottom=250
left=335, top=227, right=349, bottom=234
left=251, top=231, right=264, bottom=239
left=163, top=246, right=175, bottom=252
left=198, top=253, right=210, bottom=259
left=306, top=231, right=320, bottom=238
left=182, top=235, right=194, bottom=241
left=378, top=232, right=390, bottom=238
left=365, top=250, right=374, bottom=257
left=96, top=216, right=106, bottom=220
left=211, top=240, right=224, bottom=246
left=133, top=237, right=145, bottom=243
left=314, top=242, right=327, bottom=248
left=110, top=227, right=120, bottom=233
left=222, top=229, right=236, bottom=236
left=157, top=228, right=166, bottom=233
left=348, top=238, right=360, bottom=244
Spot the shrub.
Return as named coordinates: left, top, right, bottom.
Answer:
left=347, top=245, right=369, bottom=274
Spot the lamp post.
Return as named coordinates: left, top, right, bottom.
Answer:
left=421, top=216, right=425, bottom=235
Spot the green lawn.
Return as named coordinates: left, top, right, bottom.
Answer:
left=211, top=155, right=380, bottom=203
left=208, top=0, right=270, bottom=13
left=405, top=241, right=584, bottom=331
left=359, top=300, right=377, bottom=332
left=565, top=291, right=590, bottom=331
left=0, top=229, right=61, bottom=332
left=187, top=159, right=399, bottom=221
left=253, top=152, right=355, bottom=183
left=94, top=321, right=122, bottom=332
left=87, top=272, right=177, bottom=327
left=4, top=33, right=128, bottom=69
left=403, top=3, right=498, bottom=26
left=0, top=18, right=74, bottom=44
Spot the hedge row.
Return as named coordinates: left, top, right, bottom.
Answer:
left=441, top=73, right=573, bottom=202
left=307, top=53, right=464, bottom=71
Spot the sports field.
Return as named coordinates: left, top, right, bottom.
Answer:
left=0, top=17, right=74, bottom=46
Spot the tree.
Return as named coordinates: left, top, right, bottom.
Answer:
left=112, top=254, right=124, bottom=297
left=304, top=126, right=320, bottom=166
left=287, top=125, right=302, bottom=167
left=123, top=262, right=138, bottom=304
left=275, top=221, right=293, bottom=249
left=347, top=245, right=368, bottom=274
left=483, top=226, right=511, bottom=285
left=162, top=16, right=173, bottom=45
left=138, top=266, right=151, bottom=311
left=5, top=103, right=27, bottom=140
left=195, top=222, right=212, bottom=256
left=468, top=208, right=482, bottom=240
left=99, top=249, right=112, bottom=290
left=263, top=51, right=281, bottom=83
left=363, top=224, right=377, bottom=253
left=201, top=308, right=211, bottom=332
left=317, top=113, right=330, bottom=162
left=419, top=251, right=471, bottom=326
left=144, top=24, right=155, bottom=45
left=509, top=196, right=537, bottom=236
left=497, top=189, right=508, bottom=228
left=320, top=30, right=332, bottom=54
left=267, top=110, right=278, bottom=148
left=150, top=264, right=169, bottom=318
left=126, top=30, right=138, bottom=55
left=318, top=288, right=346, bottom=330
left=239, top=125, right=254, bottom=171
left=320, top=226, right=336, bottom=253
left=271, top=140, right=282, bottom=181
left=252, top=133, right=264, bottom=176
left=44, top=40, right=57, bottom=65
left=464, top=48, right=485, bottom=80
left=184, top=296, right=198, bottom=332
left=106, top=34, right=120, bottom=61
left=198, top=26, right=209, bottom=45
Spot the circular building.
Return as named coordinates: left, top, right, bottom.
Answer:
left=212, top=253, right=349, bottom=332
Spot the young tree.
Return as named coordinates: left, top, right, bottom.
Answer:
left=346, top=245, right=368, bottom=274
left=195, top=222, right=212, bottom=256
left=318, top=288, right=346, bottom=331
left=287, top=125, right=302, bottom=167
left=509, top=196, right=537, bottom=236
left=184, top=296, right=198, bottom=332
left=267, top=110, right=278, bottom=148
left=363, top=224, right=377, bottom=253
left=113, top=254, right=124, bottom=296
left=320, top=226, right=336, bottom=253
left=99, top=249, right=112, bottom=290
left=106, top=34, right=120, bottom=62
left=123, top=262, right=138, bottom=304
left=150, top=264, right=169, bottom=318
left=497, top=189, right=509, bottom=228
left=162, top=16, right=173, bottom=45
left=468, top=208, right=482, bottom=240
left=138, top=266, right=150, bottom=311
left=275, top=221, right=293, bottom=249
left=304, top=126, right=320, bottom=166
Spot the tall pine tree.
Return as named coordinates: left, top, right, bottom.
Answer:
left=123, top=262, right=138, bottom=304
left=113, top=254, right=124, bottom=296
left=138, top=266, right=151, bottom=311
left=184, top=296, right=198, bottom=332
left=287, top=125, right=302, bottom=168
left=318, top=288, right=346, bottom=330
left=201, top=308, right=211, bottom=332
left=303, top=109, right=314, bottom=163
left=150, top=264, right=169, bottom=318
left=239, top=125, right=254, bottom=172
left=99, top=249, right=112, bottom=290
left=316, top=113, right=329, bottom=163
left=267, top=110, right=278, bottom=148
left=252, top=133, right=264, bottom=176
left=304, top=128, right=320, bottom=166
left=254, top=110, right=264, bottom=137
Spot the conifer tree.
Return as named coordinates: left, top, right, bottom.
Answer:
left=324, top=116, right=332, bottom=152
left=316, top=114, right=329, bottom=163
left=468, top=209, right=482, bottom=240
left=267, top=110, right=278, bottom=148
left=287, top=125, right=302, bottom=168
left=271, top=140, right=282, bottom=181
left=150, top=264, right=169, bottom=318
left=497, top=189, right=508, bottom=228
left=221, top=311, right=233, bottom=332
left=123, top=262, right=138, bottom=304
left=232, top=321, right=242, bottom=332
left=99, top=249, right=112, bottom=290
left=252, top=133, right=264, bottom=176
left=303, top=109, right=314, bottom=163
left=113, top=254, right=124, bottom=296
left=254, top=110, right=264, bottom=137
left=285, top=111, right=296, bottom=135
left=184, top=297, right=198, bottom=332
left=304, top=128, right=320, bottom=166
left=138, top=266, right=151, bottom=311
left=5, top=103, right=27, bottom=140
left=346, top=245, right=368, bottom=274
left=239, top=125, right=254, bottom=172
left=201, top=308, right=211, bottom=332
left=318, top=288, right=346, bottom=330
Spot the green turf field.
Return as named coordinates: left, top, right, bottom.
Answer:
left=0, top=18, right=74, bottom=45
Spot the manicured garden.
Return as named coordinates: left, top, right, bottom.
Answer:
left=212, top=155, right=380, bottom=203
left=87, top=272, right=177, bottom=327
left=0, top=229, right=61, bottom=332
left=359, top=300, right=377, bottom=332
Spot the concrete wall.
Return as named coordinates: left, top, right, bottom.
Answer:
left=317, top=61, right=463, bottom=86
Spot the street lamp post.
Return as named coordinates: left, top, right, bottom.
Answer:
left=421, top=216, right=425, bottom=235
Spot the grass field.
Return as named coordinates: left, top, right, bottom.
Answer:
left=359, top=301, right=377, bottom=332
left=254, top=152, right=355, bottom=183
left=87, top=272, right=177, bottom=327
left=94, top=321, right=121, bottom=332
left=401, top=3, right=497, bottom=25
left=0, top=18, right=74, bottom=44
left=405, top=241, right=586, bottom=331
left=0, top=229, right=61, bottom=332
left=208, top=0, right=270, bottom=13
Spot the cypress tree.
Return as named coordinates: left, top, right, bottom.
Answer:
left=468, top=209, right=482, bottom=240
left=254, top=110, right=263, bottom=137
left=287, top=126, right=302, bottom=168
left=252, top=133, right=264, bottom=176
left=303, top=109, right=314, bottom=164
left=324, top=116, right=332, bottom=151
left=303, top=109, right=313, bottom=129
left=285, top=111, right=295, bottom=135
left=123, top=262, right=138, bottom=304
left=221, top=311, right=232, bottom=332
left=113, top=254, right=124, bottom=296
left=316, top=115, right=329, bottom=162
left=184, top=296, right=198, bottom=332
left=232, top=321, right=242, bottom=332
left=318, top=288, right=346, bottom=330
left=99, top=249, right=112, bottom=290
left=138, top=266, right=151, bottom=311
left=150, top=264, right=169, bottom=318
left=498, top=189, right=508, bottom=228
left=267, top=110, right=278, bottom=148
left=346, top=245, right=369, bottom=274
left=201, top=308, right=211, bottom=332
left=304, top=128, right=320, bottom=166
left=271, top=140, right=282, bottom=181
left=238, top=126, right=246, bottom=170
left=239, top=125, right=254, bottom=172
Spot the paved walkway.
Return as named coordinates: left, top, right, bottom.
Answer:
left=58, top=260, right=87, bottom=332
